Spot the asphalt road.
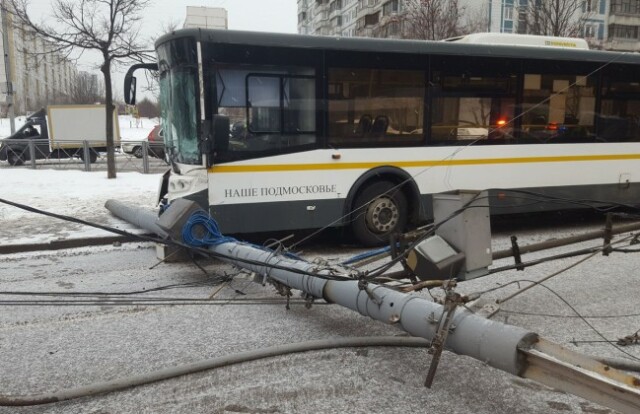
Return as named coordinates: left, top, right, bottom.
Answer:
left=0, top=218, right=639, bottom=413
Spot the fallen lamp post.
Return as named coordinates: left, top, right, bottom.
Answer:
left=105, top=198, right=640, bottom=414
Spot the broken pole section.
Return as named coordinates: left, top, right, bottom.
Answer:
left=206, top=240, right=640, bottom=414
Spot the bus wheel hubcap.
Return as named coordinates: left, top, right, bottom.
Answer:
left=366, top=197, right=398, bottom=234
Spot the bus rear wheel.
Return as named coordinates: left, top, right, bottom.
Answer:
left=352, top=181, right=407, bottom=247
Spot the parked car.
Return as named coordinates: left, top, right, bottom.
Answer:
left=121, top=125, right=164, bottom=159
left=146, top=125, right=165, bottom=159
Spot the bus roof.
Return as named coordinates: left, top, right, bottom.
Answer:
left=443, top=33, right=590, bottom=50
left=155, top=28, right=640, bottom=65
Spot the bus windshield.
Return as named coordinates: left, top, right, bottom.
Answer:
left=160, top=69, right=199, bottom=164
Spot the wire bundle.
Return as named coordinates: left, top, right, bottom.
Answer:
left=341, top=245, right=391, bottom=265
left=181, top=211, right=236, bottom=247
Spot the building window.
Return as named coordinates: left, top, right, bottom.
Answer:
left=584, top=0, right=599, bottom=12
left=359, top=0, right=377, bottom=8
left=584, top=24, right=596, bottom=37
left=504, top=5, right=514, bottom=20
left=611, top=0, right=640, bottom=14
left=380, top=21, right=401, bottom=36
left=609, top=24, right=639, bottom=39
left=517, top=11, right=527, bottom=33
left=365, top=11, right=380, bottom=26
left=382, top=0, right=399, bottom=16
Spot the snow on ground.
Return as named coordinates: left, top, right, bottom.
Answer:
left=0, top=114, right=163, bottom=244
left=0, top=169, right=160, bottom=245
left=118, top=115, right=160, bottom=142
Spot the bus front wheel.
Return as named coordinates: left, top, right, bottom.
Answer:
left=352, top=181, right=407, bottom=247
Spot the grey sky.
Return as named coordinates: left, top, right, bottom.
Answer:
left=25, top=0, right=297, bottom=98
left=28, top=0, right=297, bottom=39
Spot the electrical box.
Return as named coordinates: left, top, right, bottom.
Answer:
left=155, top=198, right=207, bottom=262
left=157, top=198, right=205, bottom=242
left=405, top=235, right=465, bottom=280
left=433, top=190, right=492, bottom=280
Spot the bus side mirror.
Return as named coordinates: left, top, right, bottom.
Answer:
left=125, top=76, right=137, bottom=105
left=123, top=63, right=158, bottom=105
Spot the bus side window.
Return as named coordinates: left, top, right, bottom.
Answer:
left=599, top=100, right=640, bottom=142
left=429, top=69, right=516, bottom=145
left=247, top=75, right=281, bottom=133
left=283, top=76, right=316, bottom=135
left=599, top=76, right=640, bottom=142
left=216, top=66, right=317, bottom=154
left=522, top=74, right=596, bottom=143
left=328, top=67, right=424, bottom=146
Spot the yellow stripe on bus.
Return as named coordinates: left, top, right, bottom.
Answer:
left=209, top=153, right=640, bottom=173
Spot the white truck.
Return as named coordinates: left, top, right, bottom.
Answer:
left=0, top=105, right=120, bottom=166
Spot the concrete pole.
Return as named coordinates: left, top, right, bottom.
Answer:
left=104, top=201, right=640, bottom=413
left=209, top=241, right=640, bottom=412
left=210, top=240, right=537, bottom=376
left=104, top=199, right=169, bottom=239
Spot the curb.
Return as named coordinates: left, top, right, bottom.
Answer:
left=0, top=234, right=153, bottom=255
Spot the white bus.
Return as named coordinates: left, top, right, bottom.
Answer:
left=125, top=30, right=640, bottom=245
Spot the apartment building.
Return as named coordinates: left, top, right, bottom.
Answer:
left=298, top=0, right=404, bottom=38
left=0, top=16, right=77, bottom=116
left=605, top=0, right=640, bottom=51
left=298, top=0, right=640, bottom=52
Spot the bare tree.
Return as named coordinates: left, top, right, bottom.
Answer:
left=4, top=0, right=153, bottom=178
left=402, top=0, right=466, bottom=40
left=136, top=97, right=159, bottom=118
left=160, top=19, right=181, bottom=34
left=518, top=0, right=590, bottom=37
left=70, top=72, right=104, bottom=104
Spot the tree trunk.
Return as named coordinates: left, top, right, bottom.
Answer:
left=101, top=58, right=116, bottom=179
